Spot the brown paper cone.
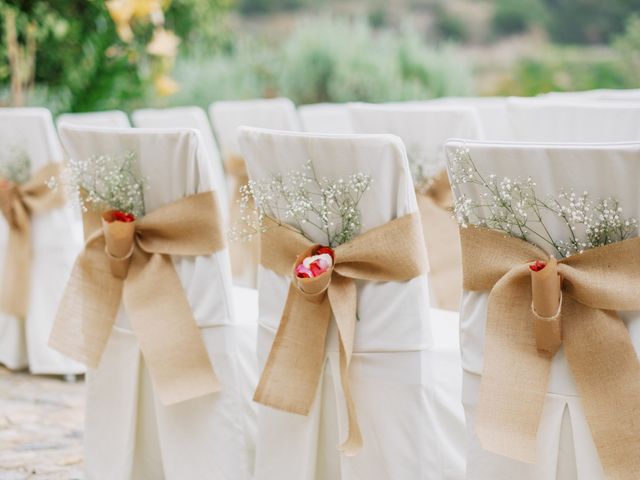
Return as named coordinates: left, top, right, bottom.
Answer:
left=531, top=257, right=562, bottom=356
left=293, top=245, right=333, bottom=297
left=101, top=211, right=136, bottom=279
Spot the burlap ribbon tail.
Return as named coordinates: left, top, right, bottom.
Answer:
left=0, top=163, right=66, bottom=318
left=461, top=226, right=640, bottom=479
left=225, top=153, right=259, bottom=285
left=49, top=191, right=226, bottom=405
left=255, top=212, right=429, bottom=455
left=416, top=169, right=461, bottom=311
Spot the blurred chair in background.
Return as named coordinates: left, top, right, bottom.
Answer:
left=0, top=107, right=84, bottom=376
left=209, top=98, right=301, bottom=288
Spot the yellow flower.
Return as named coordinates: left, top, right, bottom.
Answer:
left=132, top=0, right=162, bottom=18
left=146, top=28, right=180, bottom=57
left=105, top=0, right=135, bottom=42
left=154, top=75, right=179, bottom=97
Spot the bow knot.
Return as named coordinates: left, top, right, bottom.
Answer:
left=50, top=191, right=227, bottom=405
left=256, top=213, right=428, bottom=456
left=461, top=226, right=640, bottom=478
left=0, top=163, right=66, bottom=318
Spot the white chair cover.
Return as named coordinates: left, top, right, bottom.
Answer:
left=432, top=97, right=512, bottom=141
left=58, top=125, right=257, bottom=480
left=209, top=98, right=301, bottom=158
left=445, top=139, right=640, bottom=479
left=57, top=110, right=130, bottom=128
left=0, top=108, right=84, bottom=374
left=209, top=98, right=301, bottom=288
left=348, top=102, right=481, bottom=313
left=132, top=106, right=228, bottom=218
left=540, top=89, right=640, bottom=102
left=348, top=102, right=483, bottom=169
left=507, top=98, right=640, bottom=142
left=298, top=103, right=354, bottom=134
left=239, top=127, right=464, bottom=480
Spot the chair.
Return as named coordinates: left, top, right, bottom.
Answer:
left=132, top=106, right=228, bottom=217
left=349, top=102, right=482, bottom=312
left=57, top=125, right=257, bottom=480
left=209, top=98, right=301, bottom=288
left=446, top=139, right=640, bottom=479
left=0, top=107, right=83, bottom=374
left=432, top=97, right=512, bottom=141
left=57, top=110, right=130, bottom=128
left=298, top=103, right=354, bottom=134
left=506, top=98, right=640, bottom=142
left=239, top=126, right=463, bottom=480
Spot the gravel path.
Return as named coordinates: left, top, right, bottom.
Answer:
left=0, top=367, right=84, bottom=480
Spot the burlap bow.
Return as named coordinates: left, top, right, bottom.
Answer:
left=461, top=226, right=640, bottom=479
left=225, top=153, right=259, bottom=286
left=416, top=169, right=461, bottom=311
left=49, top=191, right=225, bottom=405
left=0, top=163, right=66, bottom=318
left=255, top=212, right=429, bottom=455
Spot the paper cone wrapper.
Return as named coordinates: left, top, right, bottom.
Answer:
left=531, top=257, right=562, bottom=356
left=293, top=245, right=333, bottom=297
left=101, top=211, right=136, bottom=279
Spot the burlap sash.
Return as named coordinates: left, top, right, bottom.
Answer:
left=416, top=169, right=461, bottom=311
left=49, top=191, right=226, bottom=405
left=461, top=226, right=640, bottom=478
left=225, top=153, right=259, bottom=287
left=255, top=212, right=429, bottom=455
left=0, top=163, right=66, bottom=318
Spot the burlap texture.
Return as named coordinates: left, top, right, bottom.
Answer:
left=256, top=212, right=429, bottom=455
left=49, top=191, right=226, bottom=405
left=0, top=163, right=66, bottom=318
left=461, top=226, right=640, bottom=479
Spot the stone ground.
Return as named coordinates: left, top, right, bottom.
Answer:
left=0, top=367, right=84, bottom=480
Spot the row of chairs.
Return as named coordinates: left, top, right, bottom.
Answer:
left=1, top=88, right=639, bottom=479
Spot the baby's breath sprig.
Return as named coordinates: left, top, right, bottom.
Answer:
left=50, top=151, right=148, bottom=218
left=449, top=146, right=638, bottom=258
left=0, top=148, right=31, bottom=184
left=407, top=143, right=444, bottom=194
left=229, top=160, right=373, bottom=248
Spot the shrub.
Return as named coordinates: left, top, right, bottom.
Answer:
left=494, top=48, right=629, bottom=96
left=157, top=17, right=474, bottom=109
left=432, top=4, right=469, bottom=42
left=613, top=15, right=640, bottom=86
left=277, top=17, right=472, bottom=104
left=0, top=0, right=231, bottom=114
left=543, top=0, right=640, bottom=45
left=491, top=0, right=547, bottom=37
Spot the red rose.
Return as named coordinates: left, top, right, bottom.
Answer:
left=316, top=246, right=334, bottom=259
left=529, top=260, right=547, bottom=272
left=110, top=210, right=136, bottom=223
left=309, top=261, right=325, bottom=276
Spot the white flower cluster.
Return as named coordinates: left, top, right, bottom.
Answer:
left=0, top=148, right=31, bottom=184
left=230, top=160, right=372, bottom=247
left=50, top=151, right=147, bottom=218
left=406, top=143, right=444, bottom=194
left=450, top=146, right=638, bottom=258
